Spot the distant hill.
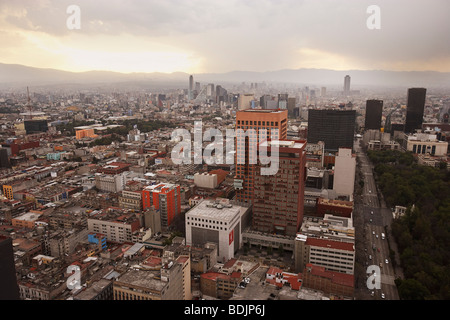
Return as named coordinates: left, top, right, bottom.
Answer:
left=1, top=62, right=449, bottom=89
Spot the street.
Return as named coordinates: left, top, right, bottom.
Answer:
left=354, top=138, right=400, bottom=300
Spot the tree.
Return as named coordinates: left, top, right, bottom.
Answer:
left=397, top=278, right=431, bottom=300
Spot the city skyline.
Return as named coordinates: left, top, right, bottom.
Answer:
left=0, top=0, right=449, bottom=74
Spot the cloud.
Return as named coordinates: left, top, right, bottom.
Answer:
left=0, top=0, right=449, bottom=73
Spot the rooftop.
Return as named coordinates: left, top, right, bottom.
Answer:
left=186, top=199, right=243, bottom=222
left=116, top=269, right=166, bottom=292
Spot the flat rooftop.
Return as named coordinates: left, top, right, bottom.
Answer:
left=116, top=269, right=166, bottom=292
left=186, top=199, right=243, bottom=222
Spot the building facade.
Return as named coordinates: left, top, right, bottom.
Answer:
left=307, top=109, right=356, bottom=152
left=404, top=88, right=427, bottom=133
left=364, top=99, right=383, bottom=131
left=142, top=183, right=181, bottom=229
left=333, top=148, right=356, bottom=201
left=252, top=139, right=307, bottom=236
left=234, top=109, right=288, bottom=204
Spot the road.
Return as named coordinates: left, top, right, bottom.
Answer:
left=354, top=139, right=400, bottom=300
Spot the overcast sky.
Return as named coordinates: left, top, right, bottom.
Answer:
left=0, top=0, right=449, bottom=74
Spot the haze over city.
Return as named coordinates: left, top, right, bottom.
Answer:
left=0, top=0, right=449, bottom=309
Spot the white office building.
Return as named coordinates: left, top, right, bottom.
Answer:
left=185, top=199, right=251, bottom=262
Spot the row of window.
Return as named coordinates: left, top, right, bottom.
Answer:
left=237, top=120, right=279, bottom=126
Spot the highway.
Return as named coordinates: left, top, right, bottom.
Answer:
left=354, top=139, right=399, bottom=300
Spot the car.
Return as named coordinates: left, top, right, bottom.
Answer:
left=244, top=277, right=251, bottom=283
left=371, top=211, right=373, bottom=215
left=372, top=231, right=375, bottom=235
left=369, top=255, right=372, bottom=260
left=381, top=293, right=385, bottom=299
left=385, top=259, right=389, bottom=264
left=376, top=234, right=378, bottom=239
left=370, top=219, right=373, bottom=223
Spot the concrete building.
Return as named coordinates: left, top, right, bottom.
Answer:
left=142, top=183, right=181, bottom=229
left=302, top=263, right=354, bottom=299
left=118, top=190, right=142, bottom=211
left=11, top=211, right=42, bottom=229
left=403, top=133, right=448, bottom=156
left=194, top=172, right=218, bottom=189
left=333, top=148, right=356, bottom=201
left=237, top=93, right=255, bottom=110
left=87, top=210, right=140, bottom=243
left=113, top=254, right=190, bottom=300
left=95, top=173, right=125, bottom=193
left=294, top=234, right=355, bottom=274
left=252, top=139, right=307, bottom=236
left=185, top=199, right=251, bottom=262
left=49, top=228, right=89, bottom=258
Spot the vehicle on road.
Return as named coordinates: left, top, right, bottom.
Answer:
left=385, top=259, right=389, bottom=264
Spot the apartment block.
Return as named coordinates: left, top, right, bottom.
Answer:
left=87, top=209, right=140, bottom=243
left=294, top=234, right=355, bottom=274
left=142, top=183, right=180, bottom=228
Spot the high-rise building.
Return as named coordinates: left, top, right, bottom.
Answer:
left=206, top=83, right=215, bottom=99
left=364, top=99, right=383, bottom=131
left=0, top=235, right=20, bottom=300
left=252, top=139, right=307, bottom=236
left=237, top=93, right=255, bottom=110
left=234, top=109, right=288, bottom=204
left=142, top=183, right=181, bottom=229
left=287, top=97, right=297, bottom=118
left=307, top=109, right=356, bottom=152
left=404, top=88, right=427, bottom=133
left=188, top=75, right=194, bottom=100
left=343, top=75, right=351, bottom=94
left=333, top=148, right=356, bottom=201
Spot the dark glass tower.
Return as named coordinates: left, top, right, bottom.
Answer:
left=307, top=109, right=356, bottom=152
left=404, top=88, right=426, bottom=133
left=364, top=99, right=383, bottom=130
left=0, top=235, right=20, bottom=300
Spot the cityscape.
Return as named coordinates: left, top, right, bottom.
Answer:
left=0, top=0, right=449, bottom=309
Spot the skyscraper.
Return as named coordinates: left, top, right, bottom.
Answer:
left=344, top=75, right=351, bottom=94
left=0, top=235, right=20, bottom=300
left=234, top=109, right=288, bottom=204
left=307, top=109, right=356, bottom=152
left=188, top=75, right=194, bottom=100
left=404, top=88, right=427, bottom=133
left=364, top=99, right=383, bottom=130
left=287, top=97, right=297, bottom=118
left=252, top=139, right=306, bottom=236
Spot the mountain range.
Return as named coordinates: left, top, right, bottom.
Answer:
left=1, top=62, right=449, bottom=90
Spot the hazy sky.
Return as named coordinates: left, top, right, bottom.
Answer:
left=1, top=0, right=449, bottom=74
